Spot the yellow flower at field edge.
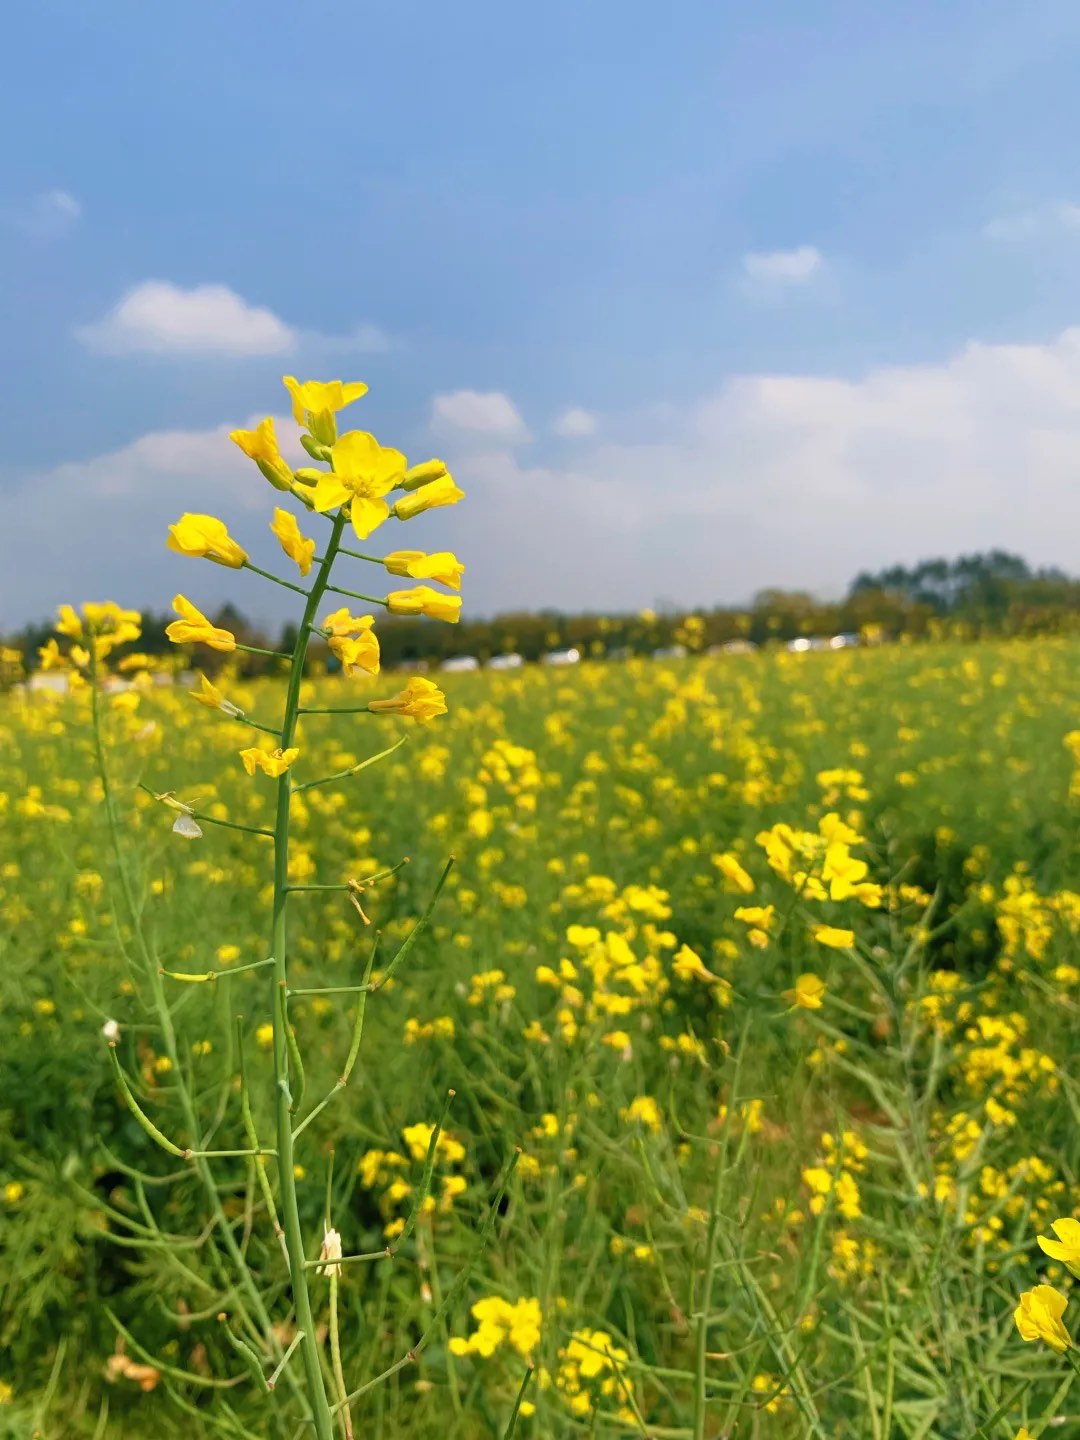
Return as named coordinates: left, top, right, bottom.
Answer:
left=448, top=1295, right=543, bottom=1361
left=391, top=474, right=465, bottom=521
left=384, top=550, right=465, bottom=591
left=230, top=416, right=294, bottom=491
left=311, top=431, right=406, bottom=540
left=621, top=1096, right=662, bottom=1133
left=713, top=852, right=755, bottom=894
left=56, top=603, right=83, bottom=639
left=270, top=508, right=316, bottom=577
left=283, top=376, right=368, bottom=428
left=784, top=973, right=826, bottom=1010
left=385, top=586, right=462, bottom=623
left=1014, top=1285, right=1072, bottom=1352
left=672, top=945, right=711, bottom=982
left=167, top=514, right=248, bottom=568
left=367, top=676, right=447, bottom=722
left=166, top=596, right=236, bottom=652
left=811, top=924, right=855, bottom=950
left=1037, top=1217, right=1080, bottom=1277
left=240, top=746, right=300, bottom=778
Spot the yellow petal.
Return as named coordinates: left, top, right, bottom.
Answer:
left=350, top=495, right=391, bottom=540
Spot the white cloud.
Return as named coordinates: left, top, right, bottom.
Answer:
left=303, top=321, right=391, bottom=354
left=76, top=281, right=392, bottom=359
left=553, top=406, right=598, bottom=438
left=42, top=413, right=302, bottom=503
left=984, top=202, right=1080, bottom=242
left=6, top=327, right=1080, bottom=625
left=431, top=390, right=530, bottom=442
left=741, top=245, right=822, bottom=285
left=14, top=189, right=82, bottom=239
left=77, top=281, right=297, bottom=356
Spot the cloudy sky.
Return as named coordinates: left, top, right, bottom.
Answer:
left=4, top=0, right=1080, bottom=627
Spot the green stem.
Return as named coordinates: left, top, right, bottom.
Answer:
left=138, top=784, right=275, bottom=838
left=235, top=642, right=293, bottom=660
left=193, top=812, right=275, bottom=838
left=243, top=559, right=310, bottom=597
left=270, top=509, right=349, bottom=1440
left=335, top=547, right=387, bottom=566
left=291, top=736, right=407, bottom=793
left=324, top=585, right=388, bottom=607
left=299, top=706, right=380, bottom=716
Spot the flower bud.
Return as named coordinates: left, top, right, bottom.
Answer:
left=399, top=459, right=449, bottom=492
left=385, top=586, right=462, bottom=623
left=309, top=409, right=337, bottom=447
left=256, top=459, right=293, bottom=492
left=392, top=476, right=465, bottom=522
left=300, top=433, right=333, bottom=463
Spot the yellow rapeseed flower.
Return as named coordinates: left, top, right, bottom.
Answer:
left=811, top=924, right=855, bottom=949
left=383, top=550, right=465, bottom=591
left=672, top=944, right=711, bottom=982
left=385, top=586, right=462, bottom=623
left=191, top=673, right=241, bottom=717
left=283, top=376, right=368, bottom=427
left=713, top=852, right=755, bottom=894
left=1037, top=1218, right=1080, bottom=1277
left=1015, top=1285, right=1072, bottom=1352
left=166, top=595, right=236, bottom=652
left=784, top=973, right=826, bottom=1009
left=391, top=474, right=465, bottom=521
left=55, top=603, right=83, bottom=638
left=367, top=676, right=447, bottom=722
left=270, top=507, right=316, bottom=577
left=329, top=622, right=380, bottom=677
left=621, top=1096, right=663, bottom=1133
left=167, top=513, right=248, bottom=568
left=399, top=458, right=449, bottom=492
left=310, top=431, right=406, bottom=540
left=230, top=416, right=294, bottom=490
left=239, top=746, right=300, bottom=778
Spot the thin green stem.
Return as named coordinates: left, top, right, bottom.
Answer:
left=193, top=813, right=275, bottom=838
left=138, top=784, right=275, bottom=838
left=335, top=546, right=387, bottom=566
left=162, top=957, right=276, bottom=984
left=291, top=735, right=407, bottom=793
left=324, top=583, right=388, bottom=607
left=298, top=705, right=380, bottom=716
left=243, top=559, right=310, bottom=597
left=235, top=642, right=293, bottom=660
left=270, top=508, right=348, bottom=1440
left=267, top=1332, right=306, bottom=1392
left=288, top=985, right=370, bottom=997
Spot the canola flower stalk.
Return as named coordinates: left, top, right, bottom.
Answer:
left=69, top=374, right=468, bottom=1438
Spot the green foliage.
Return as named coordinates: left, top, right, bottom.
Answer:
left=2, top=638, right=1080, bottom=1436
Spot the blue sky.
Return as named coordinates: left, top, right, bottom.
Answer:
left=4, top=0, right=1080, bottom=626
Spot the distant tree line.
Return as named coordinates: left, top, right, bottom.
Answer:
left=7, top=551, right=1079, bottom=679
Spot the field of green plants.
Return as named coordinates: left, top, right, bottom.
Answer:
left=3, top=632, right=1080, bottom=1438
